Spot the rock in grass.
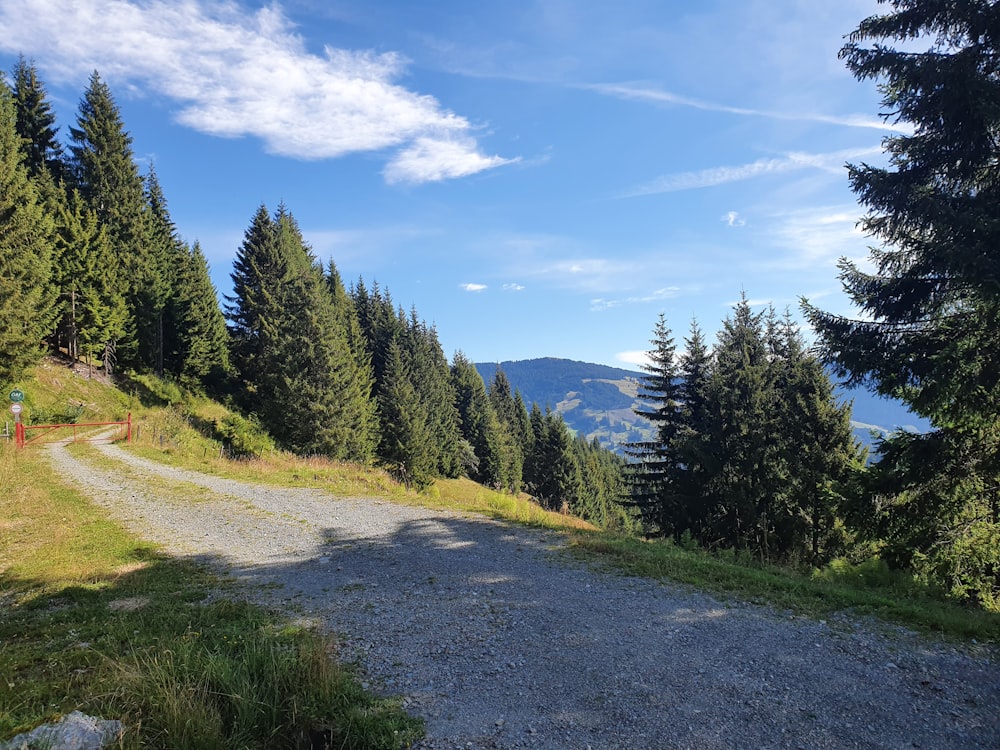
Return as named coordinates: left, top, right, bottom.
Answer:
left=0, top=711, right=123, bottom=750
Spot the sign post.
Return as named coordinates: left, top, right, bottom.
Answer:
left=10, top=403, right=23, bottom=448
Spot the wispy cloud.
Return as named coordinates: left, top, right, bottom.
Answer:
left=0, top=0, right=515, bottom=183
left=503, top=283, right=525, bottom=291
left=587, top=83, right=911, bottom=133
left=765, top=205, right=869, bottom=270
left=622, top=146, right=882, bottom=197
left=616, top=350, right=650, bottom=369
left=460, top=283, right=488, bottom=292
left=723, top=211, right=746, bottom=227
left=591, top=286, right=681, bottom=312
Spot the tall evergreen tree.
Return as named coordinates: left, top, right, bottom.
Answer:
left=673, top=319, right=716, bottom=540
left=709, top=295, right=775, bottom=554
left=488, top=368, right=528, bottom=493
left=227, top=204, right=282, bottom=402
left=0, top=80, right=56, bottom=383
left=402, top=311, right=462, bottom=478
left=451, top=351, right=508, bottom=485
left=168, top=241, right=230, bottom=390
left=141, top=166, right=180, bottom=374
left=525, top=406, right=583, bottom=512
left=625, top=314, right=684, bottom=536
left=802, top=0, right=1000, bottom=605
left=69, top=71, right=150, bottom=372
left=51, top=189, right=126, bottom=373
left=378, top=338, right=435, bottom=489
left=10, top=56, right=65, bottom=181
left=226, top=205, right=377, bottom=461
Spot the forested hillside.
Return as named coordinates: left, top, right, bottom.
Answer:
left=476, top=357, right=928, bottom=453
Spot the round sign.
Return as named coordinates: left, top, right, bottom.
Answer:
left=10, top=403, right=22, bottom=415
left=9, top=389, right=24, bottom=402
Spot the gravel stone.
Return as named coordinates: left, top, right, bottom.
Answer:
left=45, top=440, right=1000, bottom=749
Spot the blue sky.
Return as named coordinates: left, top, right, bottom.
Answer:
left=1, top=0, right=897, bottom=369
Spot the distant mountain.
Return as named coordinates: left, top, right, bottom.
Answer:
left=475, top=357, right=929, bottom=454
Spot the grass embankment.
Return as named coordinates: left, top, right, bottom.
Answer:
left=0, top=445, right=422, bottom=748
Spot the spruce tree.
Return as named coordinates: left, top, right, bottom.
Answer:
left=625, top=313, right=684, bottom=536
left=708, top=296, right=774, bottom=553
left=69, top=72, right=150, bottom=373
left=10, top=56, right=65, bottom=180
left=488, top=368, right=528, bottom=493
left=673, top=319, right=716, bottom=541
left=51, top=189, right=126, bottom=373
left=451, top=351, right=508, bottom=485
left=0, top=80, right=56, bottom=383
left=227, top=204, right=282, bottom=402
left=525, top=406, right=583, bottom=512
left=402, top=311, right=462, bottom=478
left=802, top=0, right=1000, bottom=604
left=227, top=205, right=377, bottom=461
left=378, top=338, right=435, bottom=489
left=141, top=166, right=180, bottom=374
left=169, top=241, right=230, bottom=390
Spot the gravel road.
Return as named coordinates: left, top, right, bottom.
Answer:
left=45, top=440, right=999, bottom=750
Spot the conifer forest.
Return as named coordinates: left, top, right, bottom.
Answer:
left=2, top=1, right=998, bottom=610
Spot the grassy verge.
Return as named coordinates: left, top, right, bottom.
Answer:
left=0, top=445, right=423, bottom=748
left=568, top=531, right=1000, bottom=642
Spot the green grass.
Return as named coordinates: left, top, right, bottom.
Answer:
left=0, top=445, right=423, bottom=748
left=568, top=531, right=1000, bottom=642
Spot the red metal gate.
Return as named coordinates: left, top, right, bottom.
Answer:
left=15, top=413, right=132, bottom=448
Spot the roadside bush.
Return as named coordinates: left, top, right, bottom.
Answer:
left=216, top=413, right=274, bottom=458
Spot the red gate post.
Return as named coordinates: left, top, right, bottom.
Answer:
left=127, top=412, right=132, bottom=443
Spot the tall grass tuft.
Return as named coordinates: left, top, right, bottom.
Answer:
left=106, top=611, right=420, bottom=749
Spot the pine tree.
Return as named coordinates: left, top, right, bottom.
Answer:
left=525, top=406, right=583, bottom=512
left=227, top=204, right=282, bottom=403
left=0, top=80, right=56, bottom=383
left=802, top=0, right=1000, bottom=605
left=169, top=241, right=230, bottom=390
left=709, top=295, right=774, bottom=553
left=487, top=368, right=528, bottom=493
left=10, top=56, right=65, bottom=181
left=141, top=166, right=180, bottom=374
left=378, top=338, right=435, bottom=489
left=227, top=205, right=377, bottom=461
left=69, top=71, right=150, bottom=373
left=673, top=319, right=716, bottom=540
left=770, top=313, right=861, bottom=562
left=51, top=189, right=126, bottom=373
left=451, top=351, right=508, bottom=485
left=625, top=314, right=684, bottom=536
left=402, top=311, right=462, bottom=478
left=572, top=435, right=630, bottom=530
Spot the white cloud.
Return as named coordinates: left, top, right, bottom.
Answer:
left=503, top=283, right=525, bottom=291
left=616, top=350, right=651, bottom=369
left=0, top=0, right=515, bottom=183
left=622, top=146, right=882, bottom=196
left=460, top=283, right=488, bottom=292
left=587, top=83, right=911, bottom=133
left=723, top=211, right=746, bottom=227
left=765, top=205, right=869, bottom=269
left=591, top=286, right=680, bottom=312
left=384, top=136, right=515, bottom=185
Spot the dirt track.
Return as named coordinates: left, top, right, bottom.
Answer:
left=45, top=439, right=1000, bottom=750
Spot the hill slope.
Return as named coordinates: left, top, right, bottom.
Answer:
left=475, top=357, right=929, bottom=452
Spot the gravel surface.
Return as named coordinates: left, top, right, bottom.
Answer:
left=45, top=440, right=999, bottom=750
